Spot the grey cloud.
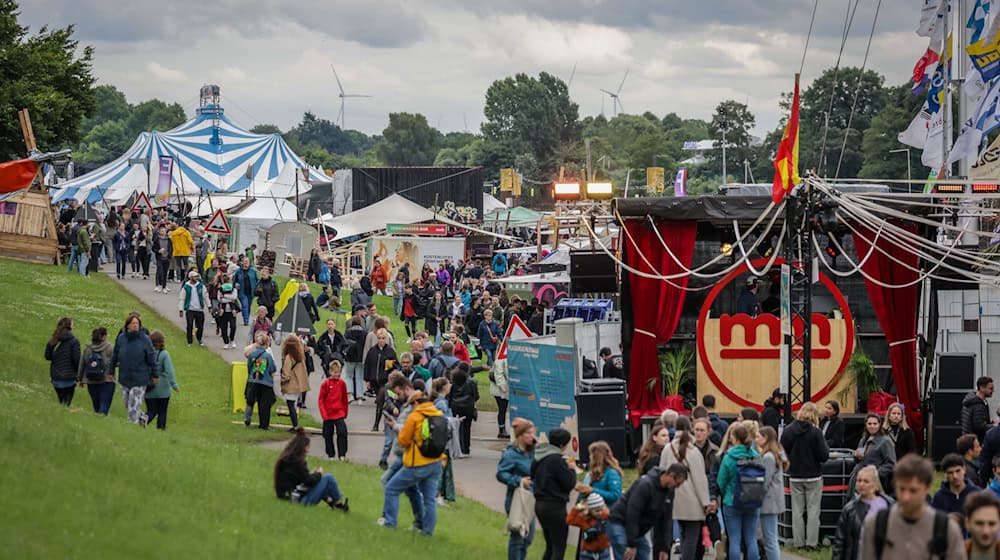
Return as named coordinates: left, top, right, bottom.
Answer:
left=20, top=0, right=428, bottom=48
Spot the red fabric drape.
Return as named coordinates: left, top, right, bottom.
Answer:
left=625, top=220, right=698, bottom=426
left=851, top=222, right=923, bottom=446
left=0, top=158, right=38, bottom=194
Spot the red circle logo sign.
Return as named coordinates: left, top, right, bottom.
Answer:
left=696, top=258, right=855, bottom=411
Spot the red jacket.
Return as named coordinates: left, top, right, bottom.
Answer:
left=454, top=340, right=471, bottom=363
left=318, top=377, right=349, bottom=420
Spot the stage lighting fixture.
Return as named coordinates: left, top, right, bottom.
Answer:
left=585, top=182, right=614, bottom=199
left=719, top=242, right=734, bottom=257
left=553, top=182, right=581, bottom=200
left=825, top=238, right=840, bottom=259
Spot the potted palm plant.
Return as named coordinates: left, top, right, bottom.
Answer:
left=656, top=345, right=695, bottom=398
left=837, top=347, right=883, bottom=412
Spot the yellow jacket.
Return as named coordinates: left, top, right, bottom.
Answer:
left=399, top=401, right=446, bottom=468
left=169, top=227, right=194, bottom=257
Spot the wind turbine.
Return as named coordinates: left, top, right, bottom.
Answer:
left=331, top=64, right=372, bottom=130
left=600, top=68, right=629, bottom=117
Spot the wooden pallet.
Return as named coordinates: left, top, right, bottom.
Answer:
left=0, top=190, right=59, bottom=264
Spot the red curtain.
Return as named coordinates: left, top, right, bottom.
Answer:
left=0, top=158, right=38, bottom=194
left=624, top=220, right=698, bottom=426
left=851, top=221, right=923, bottom=446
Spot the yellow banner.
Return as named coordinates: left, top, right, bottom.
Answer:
left=647, top=167, right=665, bottom=192
left=500, top=168, right=515, bottom=192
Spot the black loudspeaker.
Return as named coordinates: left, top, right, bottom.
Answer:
left=932, top=426, right=963, bottom=461
left=577, top=392, right=628, bottom=466
left=938, top=353, right=976, bottom=390
left=570, top=251, right=617, bottom=294
left=932, top=391, right=966, bottom=427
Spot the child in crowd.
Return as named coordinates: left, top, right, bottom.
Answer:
left=318, top=360, right=349, bottom=461
left=567, top=493, right=611, bottom=560
left=146, top=330, right=180, bottom=430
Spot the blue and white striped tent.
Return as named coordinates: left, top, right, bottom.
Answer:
left=51, top=103, right=331, bottom=205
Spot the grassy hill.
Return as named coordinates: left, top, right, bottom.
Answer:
left=0, top=260, right=510, bottom=558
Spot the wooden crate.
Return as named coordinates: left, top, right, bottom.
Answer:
left=0, top=190, right=59, bottom=264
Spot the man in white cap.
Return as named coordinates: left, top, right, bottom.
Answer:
left=736, top=276, right=761, bottom=317
left=178, top=269, right=208, bottom=346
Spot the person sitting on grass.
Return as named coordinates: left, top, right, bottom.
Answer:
left=274, top=428, right=349, bottom=511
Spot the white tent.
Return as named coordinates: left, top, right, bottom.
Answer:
left=229, top=198, right=299, bottom=250
left=316, top=193, right=517, bottom=241
left=483, top=192, right=506, bottom=214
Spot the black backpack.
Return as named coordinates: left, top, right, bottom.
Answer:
left=419, top=414, right=450, bottom=459
left=83, top=347, right=106, bottom=382
left=874, top=507, right=950, bottom=559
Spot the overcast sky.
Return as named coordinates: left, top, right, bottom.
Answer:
left=21, top=0, right=923, bottom=137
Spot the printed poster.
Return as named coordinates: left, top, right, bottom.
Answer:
left=507, top=340, right=579, bottom=457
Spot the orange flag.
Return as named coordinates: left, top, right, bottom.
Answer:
left=772, top=74, right=801, bottom=204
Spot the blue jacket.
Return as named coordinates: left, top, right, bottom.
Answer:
left=434, top=396, right=452, bottom=418
left=246, top=347, right=277, bottom=387
left=492, top=253, right=507, bottom=274
left=111, top=331, right=158, bottom=389
left=318, top=262, right=330, bottom=285
left=477, top=320, right=502, bottom=351
left=718, top=444, right=761, bottom=507
left=586, top=467, right=623, bottom=507
left=233, top=267, right=259, bottom=297
left=496, top=444, right=534, bottom=513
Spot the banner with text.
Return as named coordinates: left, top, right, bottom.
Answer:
left=386, top=223, right=448, bottom=236
left=507, top=341, right=579, bottom=457
left=367, top=235, right=466, bottom=286
left=155, top=156, right=173, bottom=206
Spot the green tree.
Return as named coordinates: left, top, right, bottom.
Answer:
left=482, top=72, right=579, bottom=175
left=376, top=112, right=441, bottom=165
left=859, top=84, right=924, bottom=181
left=289, top=112, right=372, bottom=155
left=250, top=124, right=281, bottom=135
left=797, top=66, right=887, bottom=177
left=125, top=99, right=185, bottom=137
left=708, top=100, right=756, bottom=180
left=0, top=0, right=96, bottom=158
left=81, top=85, right=128, bottom=132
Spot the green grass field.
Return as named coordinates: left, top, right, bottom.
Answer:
left=275, top=276, right=497, bottom=411
left=0, top=260, right=513, bottom=558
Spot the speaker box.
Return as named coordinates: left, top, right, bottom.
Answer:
left=937, top=353, right=976, bottom=390
left=570, top=251, right=617, bottom=294
left=931, top=426, right=963, bottom=461
left=932, top=391, right=966, bottom=427
left=576, top=392, right=628, bottom=466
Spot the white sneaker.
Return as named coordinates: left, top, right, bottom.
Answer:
left=163, top=288, right=170, bottom=293
left=436, top=496, right=448, bottom=507
left=153, top=286, right=161, bottom=293
left=376, top=517, right=388, bottom=527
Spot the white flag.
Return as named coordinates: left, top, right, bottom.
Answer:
left=899, top=105, right=932, bottom=149
left=918, top=0, right=950, bottom=38
left=922, top=110, right=946, bottom=169
left=948, top=78, right=1000, bottom=163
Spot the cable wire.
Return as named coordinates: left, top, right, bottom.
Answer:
left=835, top=0, right=882, bottom=178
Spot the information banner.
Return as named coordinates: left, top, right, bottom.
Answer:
left=367, top=235, right=465, bottom=285
left=386, top=223, right=448, bottom=236
left=507, top=341, right=579, bottom=456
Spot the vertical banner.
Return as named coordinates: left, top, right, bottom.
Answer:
left=507, top=341, right=579, bottom=457
left=780, top=264, right=791, bottom=335
left=500, top=168, right=514, bottom=192
left=674, top=167, right=688, bottom=197
left=155, top=156, right=173, bottom=205
left=646, top=166, right=665, bottom=192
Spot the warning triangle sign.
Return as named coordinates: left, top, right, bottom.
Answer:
left=131, top=191, right=152, bottom=211
left=496, top=314, right=534, bottom=360
left=203, top=208, right=231, bottom=234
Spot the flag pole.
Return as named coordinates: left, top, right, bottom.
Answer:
left=943, top=1, right=953, bottom=179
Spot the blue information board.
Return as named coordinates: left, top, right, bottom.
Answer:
left=507, top=341, right=578, bottom=456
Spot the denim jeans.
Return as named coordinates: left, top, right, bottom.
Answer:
left=300, top=473, right=343, bottom=505
left=67, top=245, right=78, bottom=272
left=723, top=505, right=760, bottom=560
left=393, top=296, right=403, bottom=317
left=87, top=382, right=116, bottom=415
left=382, top=457, right=425, bottom=526
left=759, top=513, right=780, bottom=560
left=607, top=521, right=651, bottom=560
left=579, top=550, right=611, bottom=560
left=482, top=347, right=495, bottom=366
left=508, top=521, right=535, bottom=560
left=343, top=362, right=364, bottom=399
left=239, top=294, right=251, bottom=324
left=382, top=462, right=442, bottom=535
left=78, top=252, right=90, bottom=276
left=380, top=424, right=394, bottom=464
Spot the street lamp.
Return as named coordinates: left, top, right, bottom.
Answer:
left=889, top=148, right=912, bottom=192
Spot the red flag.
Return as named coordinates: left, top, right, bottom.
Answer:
left=0, top=158, right=39, bottom=194
left=772, top=74, right=801, bottom=205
